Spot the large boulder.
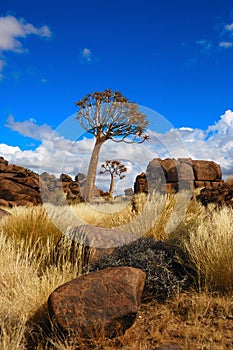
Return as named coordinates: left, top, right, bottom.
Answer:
left=135, top=158, right=223, bottom=195
left=192, top=160, right=222, bottom=181
left=53, top=225, right=138, bottom=268
left=48, top=266, right=146, bottom=338
left=0, top=166, right=44, bottom=207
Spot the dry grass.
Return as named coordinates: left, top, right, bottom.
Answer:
left=183, top=205, right=233, bottom=291
left=0, top=192, right=233, bottom=349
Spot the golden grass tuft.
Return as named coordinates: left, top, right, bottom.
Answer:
left=183, top=204, right=233, bottom=291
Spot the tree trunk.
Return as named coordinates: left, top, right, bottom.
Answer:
left=109, top=174, right=115, bottom=199
left=83, top=138, right=103, bottom=202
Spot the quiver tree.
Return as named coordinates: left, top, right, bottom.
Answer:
left=99, top=160, right=127, bottom=199
left=75, top=89, right=149, bottom=202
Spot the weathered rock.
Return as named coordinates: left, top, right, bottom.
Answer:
left=54, top=225, right=138, bottom=267
left=134, top=172, right=148, bottom=194
left=0, top=177, right=42, bottom=205
left=161, top=158, right=179, bottom=183
left=177, top=158, right=194, bottom=181
left=197, top=182, right=233, bottom=207
left=60, top=173, right=73, bottom=182
left=192, top=160, right=222, bottom=181
left=124, top=187, right=134, bottom=196
left=135, top=158, right=223, bottom=195
left=89, top=237, right=197, bottom=302
left=0, top=157, right=8, bottom=165
left=48, top=266, right=146, bottom=338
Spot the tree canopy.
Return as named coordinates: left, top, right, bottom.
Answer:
left=75, top=89, right=149, bottom=144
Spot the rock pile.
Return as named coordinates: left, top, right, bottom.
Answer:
left=0, top=157, right=46, bottom=207
left=0, top=157, right=87, bottom=207
left=134, top=158, right=223, bottom=194
left=196, top=182, right=233, bottom=207
left=40, top=172, right=85, bottom=203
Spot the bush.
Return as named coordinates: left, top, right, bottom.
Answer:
left=88, top=237, right=197, bottom=302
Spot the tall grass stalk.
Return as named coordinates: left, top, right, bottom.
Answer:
left=184, top=205, right=233, bottom=291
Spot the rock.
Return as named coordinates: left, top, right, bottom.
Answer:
left=135, top=158, right=223, bottom=195
left=60, top=173, right=73, bottom=182
left=75, top=172, right=86, bottom=183
left=124, top=187, right=134, bottom=196
left=0, top=177, right=42, bottom=205
left=161, top=158, right=179, bottom=183
left=196, top=182, right=233, bottom=207
left=48, top=266, right=146, bottom=338
left=192, top=160, right=222, bottom=181
left=177, top=158, right=194, bottom=181
left=53, top=225, right=139, bottom=268
left=0, top=157, right=8, bottom=165
left=89, top=237, right=196, bottom=302
left=161, top=183, right=178, bottom=193
left=134, top=172, right=148, bottom=194
left=37, top=171, right=84, bottom=204
left=0, top=198, right=11, bottom=207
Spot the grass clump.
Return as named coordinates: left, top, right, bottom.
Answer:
left=183, top=204, right=233, bottom=291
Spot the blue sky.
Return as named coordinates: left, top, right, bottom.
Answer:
left=1, top=0, right=233, bottom=186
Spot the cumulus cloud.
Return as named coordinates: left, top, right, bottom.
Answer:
left=195, top=21, right=233, bottom=55
left=0, top=15, right=52, bottom=78
left=219, top=41, right=233, bottom=48
left=81, top=48, right=93, bottom=62
left=148, top=110, right=233, bottom=176
left=2, top=111, right=233, bottom=190
left=5, top=114, right=54, bottom=140
left=225, top=23, right=233, bottom=31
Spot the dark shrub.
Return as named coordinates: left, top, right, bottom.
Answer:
left=88, top=237, right=197, bottom=302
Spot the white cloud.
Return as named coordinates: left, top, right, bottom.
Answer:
left=219, top=41, right=233, bottom=48
left=179, top=127, right=194, bottom=132
left=81, top=48, right=92, bottom=62
left=0, top=15, right=52, bottom=78
left=225, top=23, right=233, bottom=31
left=5, top=114, right=54, bottom=140
left=148, top=110, right=233, bottom=176
left=0, top=143, right=21, bottom=155
left=0, top=15, right=51, bottom=52
left=195, top=21, right=233, bottom=56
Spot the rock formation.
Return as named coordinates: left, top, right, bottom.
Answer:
left=196, top=182, right=233, bottom=207
left=134, top=158, right=223, bottom=194
left=0, top=157, right=87, bottom=207
left=0, top=156, right=46, bottom=207
left=48, top=266, right=146, bottom=338
left=53, top=225, right=138, bottom=269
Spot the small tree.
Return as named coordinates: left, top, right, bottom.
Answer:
left=75, top=89, right=149, bottom=202
left=99, top=160, right=127, bottom=199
